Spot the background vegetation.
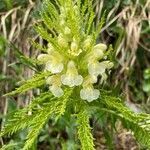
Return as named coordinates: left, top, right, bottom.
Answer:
left=0, top=0, right=150, bottom=149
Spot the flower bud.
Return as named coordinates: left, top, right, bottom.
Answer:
left=69, top=40, right=82, bottom=56
left=71, top=41, right=78, bottom=52
left=60, top=7, right=65, bottom=17
left=47, top=43, right=55, bottom=54
left=106, top=62, right=114, bottom=69
left=60, top=19, right=65, bottom=26
left=94, top=43, right=107, bottom=52
left=68, top=49, right=82, bottom=56
left=37, top=54, right=49, bottom=63
left=83, top=36, right=92, bottom=50
left=64, top=27, right=71, bottom=35
left=58, top=34, right=68, bottom=48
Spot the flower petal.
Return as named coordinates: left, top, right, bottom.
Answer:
left=61, top=75, right=80, bottom=87
left=100, top=73, right=108, bottom=84
left=46, top=76, right=53, bottom=85
left=93, top=48, right=104, bottom=59
left=98, top=61, right=114, bottom=69
left=61, top=61, right=83, bottom=87
left=49, top=86, right=64, bottom=97
left=94, top=43, right=107, bottom=52
left=90, top=89, right=100, bottom=101
left=80, top=87, right=100, bottom=102
left=88, top=61, right=106, bottom=76
left=71, top=41, right=78, bottom=52
left=37, top=54, right=49, bottom=62
left=80, top=88, right=88, bottom=100
left=45, top=61, right=64, bottom=73
left=64, top=26, right=71, bottom=35
left=74, top=75, right=83, bottom=86
left=61, top=75, right=74, bottom=87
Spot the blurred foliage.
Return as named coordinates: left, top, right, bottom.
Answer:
left=0, top=0, right=28, bottom=11
left=143, top=69, right=150, bottom=94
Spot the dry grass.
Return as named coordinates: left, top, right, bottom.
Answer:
left=96, top=0, right=150, bottom=103
left=0, top=0, right=41, bottom=146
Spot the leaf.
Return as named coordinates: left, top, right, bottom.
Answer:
left=9, top=43, right=38, bottom=70
left=100, top=94, right=150, bottom=147
left=77, top=104, right=94, bottom=150
left=0, top=92, right=53, bottom=137
left=143, top=82, right=150, bottom=92
left=4, top=72, right=50, bottom=96
left=0, top=142, right=23, bottom=150
left=144, top=69, right=150, bottom=79
left=23, top=89, right=73, bottom=150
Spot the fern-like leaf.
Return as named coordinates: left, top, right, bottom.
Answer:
left=4, top=72, right=50, bottom=96
left=77, top=105, right=95, bottom=150
left=23, top=89, right=72, bottom=150
left=0, top=142, right=23, bottom=150
left=100, top=94, right=150, bottom=147
left=0, top=92, right=53, bottom=137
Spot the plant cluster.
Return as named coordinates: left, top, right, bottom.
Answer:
left=0, top=0, right=150, bottom=150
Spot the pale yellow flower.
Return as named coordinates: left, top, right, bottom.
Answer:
left=45, top=60, right=63, bottom=74
left=61, top=61, right=83, bottom=87
left=68, top=39, right=82, bottom=56
left=46, top=75, right=63, bottom=97
left=94, top=43, right=107, bottom=52
left=88, top=60, right=114, bottom=77
left=88, top=61, right=105, bottom=77
left=37, top=2, right=114, bottom=102
left=80, top=75, right=100, bottom=102
left=37, top=54, right=49, bottom=63
left=88, top=43, right=107, bottom=61
left=80, top=87, right=100, bottom=102
left=37, top=45, right=64, bottom=74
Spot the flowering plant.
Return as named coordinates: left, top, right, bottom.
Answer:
left=36, top=0, right=114, bottom=102
left=1, top=0, right=150, bottom=149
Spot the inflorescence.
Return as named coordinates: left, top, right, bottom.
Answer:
left=37, top=4, right=113, bottom=102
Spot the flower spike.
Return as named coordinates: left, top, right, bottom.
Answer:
left=37, top=2, right=114, bottom=101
